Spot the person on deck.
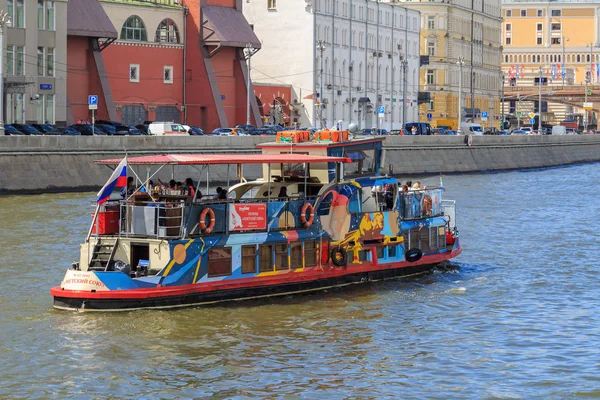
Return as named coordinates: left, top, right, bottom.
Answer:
left=185, top=178, right=195, bottom=197
left=277, top=186, right=289, bottom=200
left=120, top=177, right=135, bottom=199
left=214, top=187, right=223, bottom=199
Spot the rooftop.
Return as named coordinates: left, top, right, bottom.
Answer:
left=96, top=154, right=351, bottom=166
left=100, top=0, right=183, bottom=9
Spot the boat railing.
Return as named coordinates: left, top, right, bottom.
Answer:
left=118, top=200, right=187, bottom=239
left=398, top=188, right=445, bottom=220
left=441, top=200, right=456, bottom=231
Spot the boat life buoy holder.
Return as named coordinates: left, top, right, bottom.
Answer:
left=331, top=247, right=347, bottom=267
left=199, top=207, right=216, bottom=234
left=422, top=195, right=433, bottom=216
left=405, top=248, right=423, bottom=263
left=300, top=202, right=315, bottom=228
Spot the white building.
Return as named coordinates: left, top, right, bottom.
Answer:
left=243, top=0, right=421, bottom=130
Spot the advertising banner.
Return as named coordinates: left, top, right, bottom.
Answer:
left=229, top=204, right=267, bottom=231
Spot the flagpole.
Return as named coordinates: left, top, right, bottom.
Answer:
left=86, top=203, right=100, bottom=243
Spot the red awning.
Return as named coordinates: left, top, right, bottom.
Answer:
left=95, top=154, right=351, bottom=165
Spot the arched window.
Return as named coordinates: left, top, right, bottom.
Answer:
left=121, top=16, right=147, bottom=41
left=156, top=19, right=180, bottom=43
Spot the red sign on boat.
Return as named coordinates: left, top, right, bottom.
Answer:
left=229, top=204, right=267, bottom=231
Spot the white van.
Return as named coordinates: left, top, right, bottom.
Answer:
left=147, top=122, right=189, bottom=136
left=551, top=125, right=566, bottom=135
left=459, top=123, right=483, bottom=135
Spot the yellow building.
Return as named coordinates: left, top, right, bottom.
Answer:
left=393, top=0, right=503, bottom=130
left=502, top=0, right=600, bottom=121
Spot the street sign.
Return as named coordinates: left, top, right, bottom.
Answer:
left=481, top=111, right=488, bottom=121
left=583, top=102, right=593, bottom=110
left=88, top=95, right=98, bottom=105
left=529, top=118, right=536, bottom=125
left=88, top=104, right=98, bottom=110
left=378, top=106, right=385, bottom=117
left=426, top=113, right=432, bottom=120
left=40, top=84, right=52, bottom=90
left=516, top=111, right=522, bottom=118
left=587, top=89, right=592, bottom=96
left=528, top=112, right=535, bottom=118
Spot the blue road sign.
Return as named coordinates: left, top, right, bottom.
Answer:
left=481, top=111, right=489, bottom=118
left=378, top=106, right=385, bottom=116
left=40, top=84, right=52, bottom=90
left=529, top=118, right=536, bottom=125
left=426, top=113, right=432, bottom=120
left=88, top=95, right=98, bottom=105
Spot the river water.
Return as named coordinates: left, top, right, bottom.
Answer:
left=1, top=164, right=600, bottom=398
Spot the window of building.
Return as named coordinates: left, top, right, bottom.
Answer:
left=36, top=97, right=43, bottom=123
left=520, top=9, right=526, bottom=17
left=537, top=37, right=543, bottom=45
left=290, top=242, right=302, bottom=269
left=7, top=93, right=25, bottom=123
left=275, top=243, right=288, bottom=270
left=11, top=0, right=24, bottom=28
left=16, top=46, right=23, bottom=75
left=241, top=245, right=256, bottom=274
left=427, top=41, right=436, bottom=56
left=427, top=16, right=435, bottom=30
left=551, top=10, right=561, bottom=17
left=258, top=244, right=272, bottom=272
left=46, top=0, right=55, bottom=31
left=45, top=94, right=54, bottom=124
left=7, top=0, right=12, bottom=26
left=268, top=0, right=276, bottom=9
left=537, top=9, right=542, bottom=17
left=208, top=248, right=232, bottom=277
left=506, top=9, right=511, bottom=17
left=536, top=23, right=542, bottom=31
left=505, top=37, right=511, bottom=45
left=164, top=66, right=173, bottom=84
left=551, top=37, right=561, bottom=45
left=6, top=46, right=13, bottom=75
left=551, top=23, right=561, bottom=31
left=305, top=241, right=317, bottom=267
left=121, top=16, right=147, bottom=41
left=46, top=47, right=54, bottom=76
left=38, top=0, right=44, bottom=29
left=130, top=64, right=139, bottom=82
left=155, top=19, right=179, bottom=43
left=426, top=69, right=435, bottom=85
left=505, top=23, right=511, bottom=32
left=427, top=99, right=434, bottom=110
left=37, top=47, right=44, bottom=76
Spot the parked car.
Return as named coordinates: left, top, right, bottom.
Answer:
left=483, top=128, right=500, bottom=135
left=187, top=126, right=205, bottom=135
left=459, top=123, right=483, bottom=135
left=70, top=124, right=108, bottom=135
left=135, top=124, right=149, bottom=134
left=511, top=129, right=527, bottom=135
left=32, top=124, right=61, bottom=135
left=235, top=124, right=256, bottom=133
left=11, top=124, right=43, bottom=135
left=147, top=122, right=188, bottom=135
left=4, top=125, right=25, bottom=135
left=96, top=120, right=122, bottom=127
left=405, top=122, right=432, bottom=135
left=253, top=128, right=277, bottom=136
left=57, top=127, right=81, bottom=135
left=360, top=128, right=373, bottom=135
left=389, top=129, right=408, bottom=136
left=520, top=127, right=533, bottom=134
left=270, top=125, right=284, bottom=132
left=115, top=125, right=144, bottom=135
left=96, top=124, right=117, bottom=135
left=432, top=128, right=448, bottom=135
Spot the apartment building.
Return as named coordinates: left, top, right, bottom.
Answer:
left=3, top=0, right=67, bottom=125
left=397, top=0, right=503, bottom=130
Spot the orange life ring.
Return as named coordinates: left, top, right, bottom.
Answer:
left=199, top=207, right=216, bottom=234
left=300, top=202, right=315, bottom=228
left=422, top=195, right=433, bottom=216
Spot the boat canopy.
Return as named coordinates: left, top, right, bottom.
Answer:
left=95, top=154, right=352, bottom=166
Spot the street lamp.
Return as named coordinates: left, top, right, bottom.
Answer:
left=316, top=39, right=327, bottom=129
left=501, top=71, right=505, bottom=130
left=0, top=11, right=10, bottom=135
left=561, top=36, right=569, bottom=88
left=538, top=66, right=543, bottom=134
left=400, top=58, right=408, bottom=129
left=456, top=56, right=465, bottom=134
left=244, top=43, right=255, bottom=127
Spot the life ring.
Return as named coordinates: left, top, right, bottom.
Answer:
left=405, top=248, right=423, bottom=262
left=300, top=202, right=315, bottom=228
left=199, top=207, right=216, bottom=234
left=331, top=247, right=347, bottom=267
left=422, top=195, right=433, bottom=216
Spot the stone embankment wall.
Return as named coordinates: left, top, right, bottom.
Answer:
left=1, top=135, right=599, bottom=194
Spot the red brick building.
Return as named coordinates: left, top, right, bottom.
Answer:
left=66, top=0, right=262, bottom=131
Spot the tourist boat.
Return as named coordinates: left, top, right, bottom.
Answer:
left=50, top=132, right=461, bottom=311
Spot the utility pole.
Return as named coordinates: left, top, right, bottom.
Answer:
left=401, top=59, right=408, bottom=128
left=538, top=66, right=543, bottom=134
left=457, top=56, right=464, bottom=134
left=585, top=73, right=589, bottom=131
left=562, top=36, right=568, bottom=88
left=0, top=11, right=9, bottom=135
left=316, top=40, right=327, bottom=129
left=245, top=43, right=254, bottom=126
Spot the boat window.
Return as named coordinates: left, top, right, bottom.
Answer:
left=361, top=186, right=378, bottom=213
left=258, top=244, right=273, bottom=272
left=305, top=240, right=317, bottom=267
left=283, top=162, right=309, bottom=179
left=290, top=242, right=302, bottom=269
left=359, top=249, right=371, bottom=262
left=316, top=191, right=334, bottom=216
left=388, top=245, right=397, bottom=258
left=208, top=248, right=232, bottom=277
left=241, top=245, right=257, bottom=274
left=345, top=148, right=376, bottom=176
left=419, top=228, right=431, bottom=253
left=376, top=246, right=384, bottom=259
left=348, top=187, right=361, bottom=213
left=275, top=243, right=289, bottom=270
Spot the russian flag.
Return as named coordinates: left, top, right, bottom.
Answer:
left=97, top=157, right=127, bottom=204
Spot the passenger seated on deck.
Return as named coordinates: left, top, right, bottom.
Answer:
left=218, top=188, right=228, bottom=200
left=185, top=178, right=195, bottom=197
left=277, top=186, right=289, bottom=200
left=121, top=177, right=135, bottom=199
left=214, top=187, right=223, bottom=199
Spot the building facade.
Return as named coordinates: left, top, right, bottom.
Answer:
left=501, top=0, right=600, bottom=122
left=244, top=0, right=420, bottom=130
left=2, top=0, right=67, bottom=126
left=67, top=0, right=262, bottom=131
left=398, top=0, right=503, bottom=130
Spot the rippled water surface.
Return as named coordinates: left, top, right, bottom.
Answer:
left=2, top=164, right=600, bottom=398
